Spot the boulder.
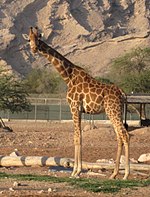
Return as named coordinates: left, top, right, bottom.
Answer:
left=9, top=149, right=20, bottom=157
left=138, top=153, right=150, bottom=163
left=120, top=155, right=138, bottom=164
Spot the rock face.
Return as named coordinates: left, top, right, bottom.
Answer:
left=0, top=0, right=150, bottom=77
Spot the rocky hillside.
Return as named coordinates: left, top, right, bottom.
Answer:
left=0, top=0, right=150, bottom=77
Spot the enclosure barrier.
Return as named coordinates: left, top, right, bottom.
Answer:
left=0, top=97, right=108, bottom=121
left=0, top=96, right=150, bottom=122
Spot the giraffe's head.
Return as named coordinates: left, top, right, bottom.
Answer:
left=23, top=27, right=42, bottom=53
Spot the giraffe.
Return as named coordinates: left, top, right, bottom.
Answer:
left=23, top=27, right=130, bottom=180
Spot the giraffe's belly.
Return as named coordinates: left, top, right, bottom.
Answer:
left=82, top=100, right=104, bottom=114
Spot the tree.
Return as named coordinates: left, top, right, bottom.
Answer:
left=0, top=69, right=31, bottom=113
left=24, top=68, right=66, bottom=94
left=109, top=47, right=150, bottom=119
left=120, top=70, right=150, bottom=93
left=109, top=47, right=150, bottom=93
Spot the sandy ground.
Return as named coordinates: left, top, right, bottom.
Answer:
left=0, top=121, right=149, bottom=196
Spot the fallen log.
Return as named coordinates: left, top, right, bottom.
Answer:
left=0, top=156, right=150, bottom=171
left=0, top=156, right=73, bottom=168
left=83, top=161, right=150, bottom=171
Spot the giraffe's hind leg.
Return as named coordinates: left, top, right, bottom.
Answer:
left=122, top=136, right=130, bottom=180
left=109, top=122, right=130, bottom=180
left=104, top=99, right=130, bottom=179
left=111, top=123, right=130, bottom=179
left=109, top=136, right=123, bottom=179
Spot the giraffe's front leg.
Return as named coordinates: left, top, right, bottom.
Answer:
left=70, top=105, right=82, bottom=178
left=71, top=144, right=82, bottom=178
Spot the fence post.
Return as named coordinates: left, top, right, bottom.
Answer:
left=34, top=102, right=37, bottom=121
left=7, top=110, right=10, bottom=121
left=59, top=99, right=62, bottom=121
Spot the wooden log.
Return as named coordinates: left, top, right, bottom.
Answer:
left=82, top=161, right=150, bottom=171
left=0, top=156, right=73, bottom=168
left=0, top=156, right=150, bottom=171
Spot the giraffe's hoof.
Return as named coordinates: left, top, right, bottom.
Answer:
left=69, top=174, right=80, bottom=179
left=109, top=174, right=117, bottom=180
left=71, top=172, right=76, bottom=177
left=123, top=175, right=129, bottom=180
left=109, top=176, right=115, bottom=180
left=70, top=171, right=81, bottom=179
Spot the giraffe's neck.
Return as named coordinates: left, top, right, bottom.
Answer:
left=37, top=40, right=74, bottom=85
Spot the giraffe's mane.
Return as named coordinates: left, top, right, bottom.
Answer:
left=38, top=39, right=75, bottom=67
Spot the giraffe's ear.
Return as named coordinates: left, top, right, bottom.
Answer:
left=22, top=34, right=30, bottom=41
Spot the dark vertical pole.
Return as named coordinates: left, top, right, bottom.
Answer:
left=124, top=102, right=127, bottom=126
left=140, top=103, right=142, bottom=126
left=142, top=103, right=146, bottom=119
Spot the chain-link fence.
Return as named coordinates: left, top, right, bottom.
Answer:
left=0, top=97, right=150, bottom=121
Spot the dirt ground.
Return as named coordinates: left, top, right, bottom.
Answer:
left=0, top=121, right=150, bottom=196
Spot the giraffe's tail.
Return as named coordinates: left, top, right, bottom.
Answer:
left=119, top=88, right=127, bottom=101
left=119, top=89, right=129, bottom=130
